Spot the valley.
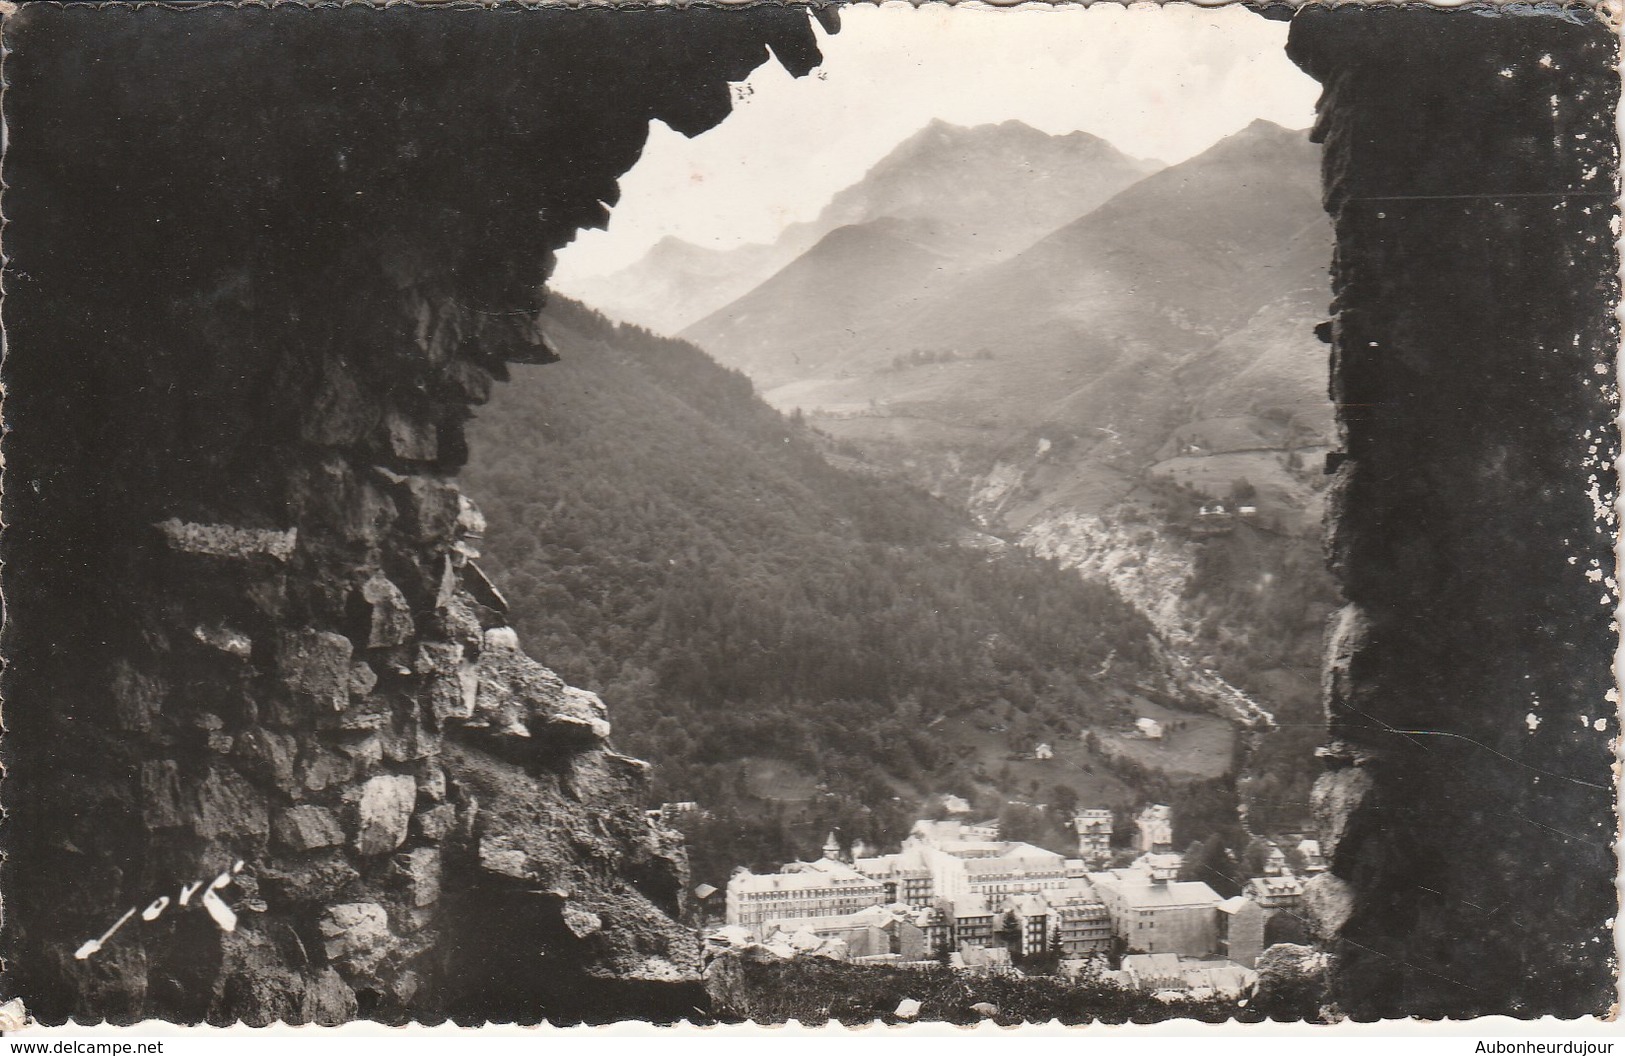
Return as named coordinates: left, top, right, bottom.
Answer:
left=572, top=116, right=1342, bottom=855
left=461, top=297, right=1278, bottom=892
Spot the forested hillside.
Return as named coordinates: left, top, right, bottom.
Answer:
left=668, top=119, right=1336, bottom=841
left=462, top=299, right=1173, bottom=889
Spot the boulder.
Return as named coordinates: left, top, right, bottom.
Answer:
left=273, top=805, right=344, bottom=852
left=383, top=407, right=438, bottom=462
left=477, top=836, right=533, bottom=883
left=396, top=476, right=462, bottom=544
left=258, top=851, right=361, bottom=906
left=348, top=661, right=378, bottom=698
left=139, top=760, right=187, bottom=830
left=111, top=661, right=163, bottom=733
left=234, top=728, right=300, bottom=792
left=1252, top=943, right=1330, bottom=1021
left=472, top=634, right=610, bottom=744
left=353, top=774, right=416, bottom=855
left=359, top=573, right=415, bottom=648
left=319, top=903, right=392, bottom=975
left=561, top=904, right=602, bottom=939
left=416, top=642, right=475, bottom=724
left=277, top=628, right=354, bottom=712
left=192, top=767, right=270, bottom=840
left=299, top=967, right=359, bottom=1026
left=392, top=847, right=443, bottom=908
left=414, top=804, right=457, bottom=842
left=156, top=518, right=297, bottom=562
left=193, top=623, right=253, bottom=660
left=1303, top=873, right=1356, bottom=940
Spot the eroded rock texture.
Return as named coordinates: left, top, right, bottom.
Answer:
left=1288, top=7, right=1619, bottom=1019
left=2, top=6, right=821, bottom=1024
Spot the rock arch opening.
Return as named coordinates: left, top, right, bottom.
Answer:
left=0, top=2, right=1615, bottom=1025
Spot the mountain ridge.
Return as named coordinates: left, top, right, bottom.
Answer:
left=658, top=118, right=1339, bottom=837
left=575, top=118, right=1160, bottom=335
left=717, top=118, right=1330, bottom=490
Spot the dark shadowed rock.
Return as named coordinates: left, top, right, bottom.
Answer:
left=273, top=805, right=345, bottom=852
left=414, top=804, right=457, bottom=842
left=300, top=968, right=359, bottom=1026
left=277, top=629, right=354, bottom=712
left=3, top=3, right=821, bottom=1025
left=111, top=661, right=165, bottom=732
left=193, top=768, right=270, bottom=840
left=1287, top=7, right=1617, bottom=1019
left=140, top=760, right=187, bottom=830
left=234, top=728, right=301, bottom=792
left=258, top=851, right=362, bottom=907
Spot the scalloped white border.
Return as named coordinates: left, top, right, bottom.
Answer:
left=0, top=0, right=1616, bottom=1036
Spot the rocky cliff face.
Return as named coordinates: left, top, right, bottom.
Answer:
left=1287, top=6, right=1618, bottom=1019
left=1, top=6, right=822, bottom=1025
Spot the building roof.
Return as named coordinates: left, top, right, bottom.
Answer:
left=854, top=846, right=931, bottom=877
left=1123, top=955, right=1256, bottom=995
left=705, top=925, right=755, bottom=946
left=1248, top=874, right=1307, bottom=896
left=959, top=944, right=1011, bottom=968
left=729, top=859, right=882, bottom=894
left=1182, top=962, right=1257, bottom=997
left=1123, top=952, right=1186, bottom=988
left=948, top=892, right=992, bottom=917
left=932, top=839, right=1007, bottom=858
left=910, top=819, right=964, bottom=843
left=1053, top=877, right=1103, bottom=902
left=1103, top=877, right=1223, bottom=910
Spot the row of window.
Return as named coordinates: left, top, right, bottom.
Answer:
left=735, top=887, right=885, bottom=900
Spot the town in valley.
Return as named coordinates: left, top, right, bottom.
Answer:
left=676, top=795, right=1324, bottom=1000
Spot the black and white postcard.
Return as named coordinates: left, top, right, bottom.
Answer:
left=0, top=0, right=1616, bottom=1035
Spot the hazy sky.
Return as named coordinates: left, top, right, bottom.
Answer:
left=552, top=3, right=1319, bottom=289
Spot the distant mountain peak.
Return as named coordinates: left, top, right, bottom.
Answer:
left=905, top=117, right=1082, bottom=147
left=1235, top=117, right=1299, bottom=138
left=637, top=233, right=702, bottom=258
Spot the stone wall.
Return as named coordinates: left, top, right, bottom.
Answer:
left=1287, top=6, right=1619, bottom=1019
left=1, top=6, right=822, bottom=1025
